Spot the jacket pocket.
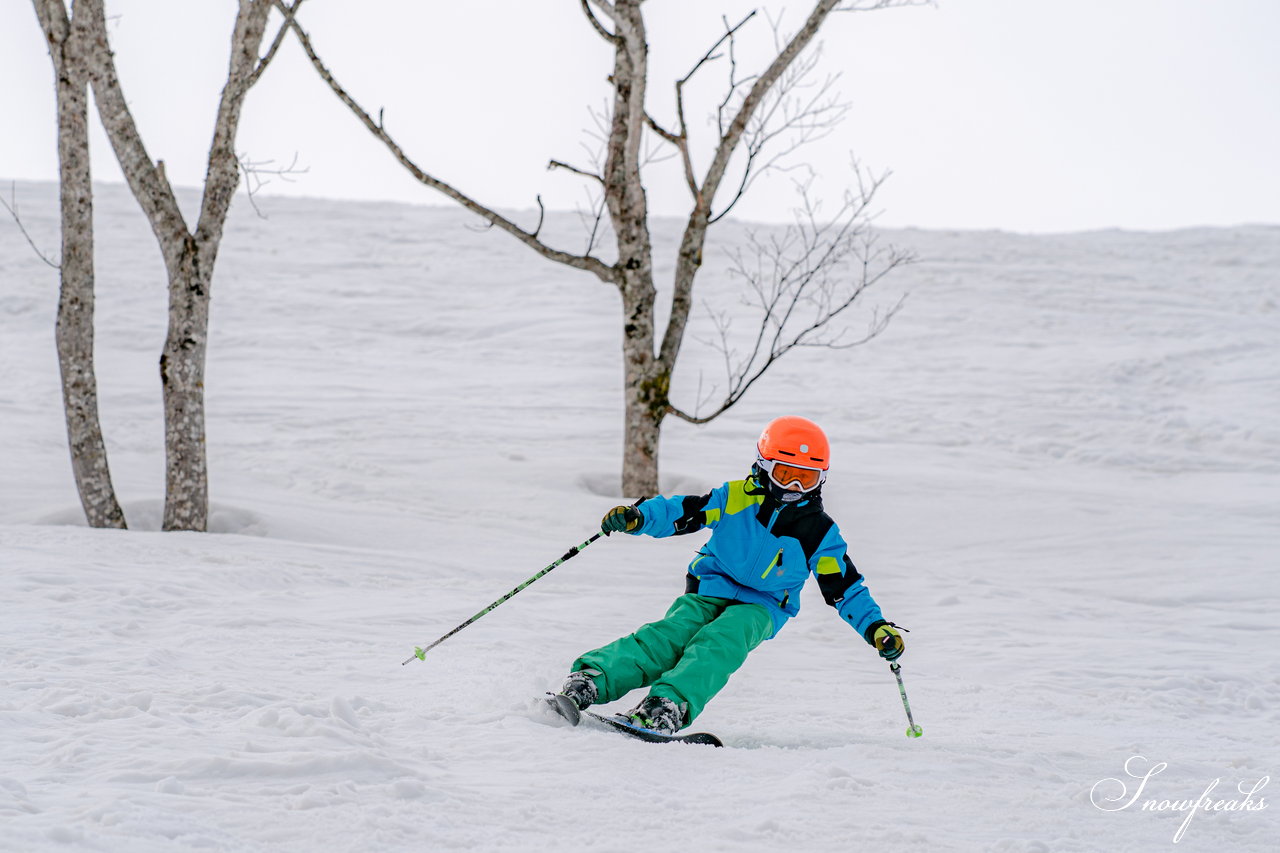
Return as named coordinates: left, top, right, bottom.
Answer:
left=759, top=548, right=784, bottom=580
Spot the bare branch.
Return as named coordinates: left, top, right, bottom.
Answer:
left=715, top=17, right=757, bottom=138
left=700, top=1, right=840, bottom=208
left=585, top=0, right=621, bottom=24
left=656, top=11, right=757, bottom=203
left=284, top=8, right=616, bottom=284
left=549, top=158, right=605, bottom=185
left=669, top=110, right=699, bottom=200
left=195, top=1, right=275, bottom=247
left=0, top=183, right=60, bottom=269
left=679, top=10, right=757, bottom=92
left=575, top=187, right=610, bottom=258
left=837, top=0, right=934, bottom=11
left=710, top=29, right=848, bottom=223
left=644, top=113, right=680, bottom=145
left=639, top=132, right=678, bottom=169
left=581, top=0, right=620, bottom=42
left=667, top=165, right=914, bottom=425
left=710, top=66, right=848, bottom=223
left=248, top=0, right=305, bottom=89
left=659, top=0, right=844, bottom=374
left=82, top=0, right=188, bottom=251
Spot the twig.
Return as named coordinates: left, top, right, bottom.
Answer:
left=532, top=194, right=546, bottom=240
left=549, top=159, right=605, bottom=185
left=0, top=183, right=60, bottom=269
left=238, top=152, right=308, bottom=218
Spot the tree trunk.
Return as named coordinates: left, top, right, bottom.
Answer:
left=619, top=278, right=664, bottom=497
left=621, top=391, right=663, bottom=498
left=603, top=0, right=668, bottom=497
left=35, top=0, right=127, bottom=529
left=159, top=239, right=212, bottom=531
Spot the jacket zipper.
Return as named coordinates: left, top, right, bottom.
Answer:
left=760, top=548, right=784, bottom=580
left=751, top=507, right=783, bottom=579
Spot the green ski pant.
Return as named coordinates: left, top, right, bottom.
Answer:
left=572, top=593, right=773, bottom=725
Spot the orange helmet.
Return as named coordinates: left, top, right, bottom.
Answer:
left=758, top=416, right=830, bottom=469
left=756, top=416, right=830, bottom=493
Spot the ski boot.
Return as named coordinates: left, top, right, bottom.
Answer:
left=625, top=695, right=683, bottom=736
left=559, top=668, right=601, bottom=711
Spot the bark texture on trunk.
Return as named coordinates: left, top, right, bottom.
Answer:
left=157, top=240, right=213, bottom=531
left=34, top=0, right=127, bottom=529
left=619, top=278, right=664, bottom=497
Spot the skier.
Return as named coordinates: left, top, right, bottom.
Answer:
left=555, top=416, right=905, bottom=735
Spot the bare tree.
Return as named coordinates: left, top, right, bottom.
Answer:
left=79, top=0, right=299, bottom=531
left=287, top=0, right=912, bottom=496
left=29, top=0, right=127, bottom=529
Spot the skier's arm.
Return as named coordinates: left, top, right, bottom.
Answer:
left=631, top=484, right=729, bottom=539
left=810, top=527, right=901, bottom=656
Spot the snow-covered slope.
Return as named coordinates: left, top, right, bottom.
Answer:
left=1, top=182, right=1277, bottom=852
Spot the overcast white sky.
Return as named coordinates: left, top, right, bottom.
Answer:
left=3, top=0, right=1278, bottom=232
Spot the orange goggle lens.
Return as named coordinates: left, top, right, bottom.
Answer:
left=764, top=460, right=823, bottom=491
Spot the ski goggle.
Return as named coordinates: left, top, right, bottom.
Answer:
left=757, top=456, right=826, bottom=492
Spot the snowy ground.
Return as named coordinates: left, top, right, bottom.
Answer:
left=1, top=182, right=1277, bottom=852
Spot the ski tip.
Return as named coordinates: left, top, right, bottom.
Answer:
left=543, top=692, right=583, bottom=726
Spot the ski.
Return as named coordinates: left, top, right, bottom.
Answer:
left=582, top=710, right=723, bottom=747
left=542, top=693, right=722, bottom=746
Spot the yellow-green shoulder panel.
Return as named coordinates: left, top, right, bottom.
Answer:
left=724, top=479, right=765, bottom=516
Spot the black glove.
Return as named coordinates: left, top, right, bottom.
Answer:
left=865, top=619, right=906, bottom=661
left=601, top=505, right=644, bottom=535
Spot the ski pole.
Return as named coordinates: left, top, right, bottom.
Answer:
left=401, top=532, right=604, bottom=665
left=890, top=661, right=923, bottom=738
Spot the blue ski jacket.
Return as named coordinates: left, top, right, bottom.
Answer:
left=633, top=475, right=885, bottom=641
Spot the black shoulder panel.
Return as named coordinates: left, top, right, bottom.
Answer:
left=771, top=507, right=835, bottom=561
left=672, top=493, right=713, bottom=535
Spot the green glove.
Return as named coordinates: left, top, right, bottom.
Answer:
left=601, top=505, right=644, bottom=535
left=866, top=620, right=905, bottom=661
